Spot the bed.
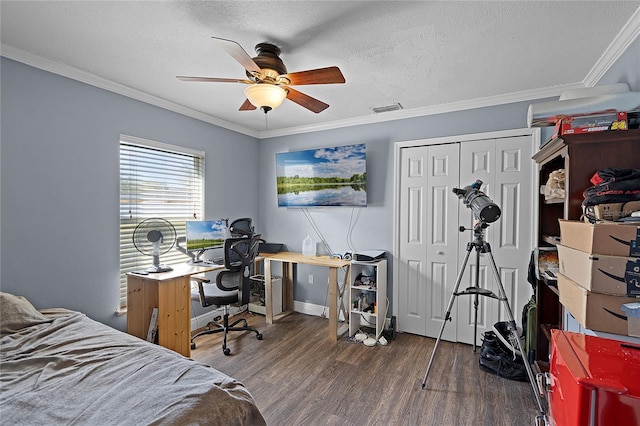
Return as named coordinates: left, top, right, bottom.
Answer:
left=0, top=292, right=266, bottom=425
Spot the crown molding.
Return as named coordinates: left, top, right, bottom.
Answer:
left=258, top=83, right=582, bottom=139
left=583, top=5, right=640, bottom=87
left=0, top=44, right=259, bottom=138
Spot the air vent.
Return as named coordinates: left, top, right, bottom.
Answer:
left=372, top=103, right=404, bottom=113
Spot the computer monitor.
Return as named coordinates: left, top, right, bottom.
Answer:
left=186, top=220, right=229, bottom=262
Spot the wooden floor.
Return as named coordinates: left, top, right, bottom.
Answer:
left=191, top=312, right=540, bottom=425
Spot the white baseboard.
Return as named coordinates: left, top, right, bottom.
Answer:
left=190, top=306, right=242, bottom=331
left=293, top=300, right=325, bottom=317
left=294, top=300, right=348, bottom=322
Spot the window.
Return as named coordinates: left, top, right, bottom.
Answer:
left=119, top=135, right=204, bottom=308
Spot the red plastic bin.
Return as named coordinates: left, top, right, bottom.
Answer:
left=548, top=329, right=640, bottom=426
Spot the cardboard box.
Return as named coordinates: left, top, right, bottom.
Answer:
left=559, top=220, right=640, bottom=257
left=621, top=303, right=640, bottom=337
left=557, top=244, right=640, bottom=296
left=558, top=273, right=637, bottom=335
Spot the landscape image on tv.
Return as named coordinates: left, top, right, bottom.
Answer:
left=276, top=143, right=366, bottom=207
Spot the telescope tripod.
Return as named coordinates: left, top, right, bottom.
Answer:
left=420, top=221, right=546, bottom=420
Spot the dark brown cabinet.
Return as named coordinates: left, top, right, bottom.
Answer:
left=532, top=129, right=640, bottom=370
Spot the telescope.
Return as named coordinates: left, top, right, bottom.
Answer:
left=453, top=180, right=501, bottom=223
left=424, top=179, right=545, bottom=420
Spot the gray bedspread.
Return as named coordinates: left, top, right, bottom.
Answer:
left=0, top=309, right=266, bottom=425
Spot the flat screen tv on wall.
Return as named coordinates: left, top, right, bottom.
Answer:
left=276, top=143, right=367, bottom=207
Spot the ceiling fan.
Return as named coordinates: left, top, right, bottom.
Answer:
left=177, top=37, right=345, bottom=114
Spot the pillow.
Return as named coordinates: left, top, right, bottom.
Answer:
left=0, top=291, right=53, bottom=336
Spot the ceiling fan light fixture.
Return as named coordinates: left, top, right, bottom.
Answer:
left=244, top=84, right=287, bottom=112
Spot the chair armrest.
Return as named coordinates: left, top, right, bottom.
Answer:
left=191, top=275, right=211, bottom=306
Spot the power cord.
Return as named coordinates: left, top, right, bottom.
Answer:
left=346, top=207, right=359, bottom=254
left=321, top=265, right=349, bottom=319
left=376, top=297, right=391, bottom=341
left=302, top=208, right=333, bottom=254
left=346, top=327, right=370, bottom=344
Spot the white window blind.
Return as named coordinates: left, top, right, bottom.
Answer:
left=119, top=136, right=204, bottom=308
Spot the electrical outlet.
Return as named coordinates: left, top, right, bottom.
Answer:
left=308, top=274, right=314, bottom=284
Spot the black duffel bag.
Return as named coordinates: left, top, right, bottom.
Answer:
left=583, top=168, right=640, bottom=207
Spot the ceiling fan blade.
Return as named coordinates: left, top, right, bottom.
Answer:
left=239, top=99, right=257, bottom=111
left=282, top=66, right=345, bottom=85
left=211, top=37, right=262, bottom=74
left=285, top=87, right=329, bottom=113
left=176, top=76, right=252, bottom=84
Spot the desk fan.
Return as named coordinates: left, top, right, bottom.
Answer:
left=132, top=218, right=177, bottom=273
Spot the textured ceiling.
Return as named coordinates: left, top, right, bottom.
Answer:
left=1, top=1, right=639, bottom=138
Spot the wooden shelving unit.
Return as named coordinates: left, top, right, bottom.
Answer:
left=532, top=129, right=640, bottom=371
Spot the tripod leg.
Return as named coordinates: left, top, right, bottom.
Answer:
left=473, top=248, right=481, bottom=352
left=421, top=248, right=473, bottom=389
left=485, top=250, right=546, bottom=418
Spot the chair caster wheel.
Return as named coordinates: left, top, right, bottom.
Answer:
left=191, top=342, right=196, bottom=349
left=256, top=334, right=263, bottom=340
left=223, top=348, right=231, bottom=356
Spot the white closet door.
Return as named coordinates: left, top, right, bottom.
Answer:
left=456, top=136, right=532, bottom=344
left=397, top=143, right=460, bottom=338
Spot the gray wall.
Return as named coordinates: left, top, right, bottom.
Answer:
left=258, top=35, right=639, bottom=312
left=598, top=36, right=640, bottom=89
left=1, top=35, right=637, bottom=327
left=257, top=100, right=546, bottom=311
left=0, top=57, right=260, bottom=330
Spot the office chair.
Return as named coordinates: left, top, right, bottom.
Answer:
left=229, top=217, right=254, bottom=238
left=190, top=234, right=263, bottom=355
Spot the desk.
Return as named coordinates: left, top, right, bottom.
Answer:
left=126, top=263, right=222, bottom=357
left=261, top=252, right=351, bottom=341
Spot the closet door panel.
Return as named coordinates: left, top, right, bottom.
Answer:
left=424, top=155, right=460, bottom=339
left=398, top=146, right=430, bottom=335
left=492, top=137, right=533, bottom=327
left=457, top=136, right=532, bottom=345
left=396, top=132, right=533, bottom=344
left=457, top=139, right=496, bottom=344
left=398, top=143, right=459, bottom=338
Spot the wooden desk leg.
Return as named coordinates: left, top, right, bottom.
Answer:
left=265, top=260, right=273, bottom=324
left=329, top=267, right=338, bottom=341
left=284, top=262, right=294, bottom=312
left=157, top=277, right=191, bottom=358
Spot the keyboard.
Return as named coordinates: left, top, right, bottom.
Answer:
left=193, top=257, right=225, bottom=266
